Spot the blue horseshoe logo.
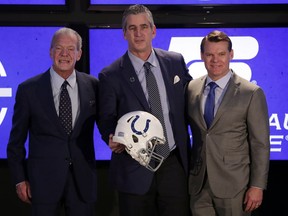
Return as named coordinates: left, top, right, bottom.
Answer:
left=131, top=115, right=151, bottom=135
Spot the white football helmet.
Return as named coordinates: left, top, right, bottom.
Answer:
left=113, top=111, right=166, bottom=172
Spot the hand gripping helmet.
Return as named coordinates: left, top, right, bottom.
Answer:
left=113, top=111, right=166, bottom=172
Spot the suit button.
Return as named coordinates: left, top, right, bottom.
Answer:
left=65, top=157, right=73, bottom=166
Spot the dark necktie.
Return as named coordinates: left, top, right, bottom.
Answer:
left=59, top=80, right=72, bottom=135
left=204, top=82, right=218, bottom=129
left=144, top=62, right=170, bottom=158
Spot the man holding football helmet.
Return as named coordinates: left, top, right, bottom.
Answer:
left=98, top=4, right=192, bottom=216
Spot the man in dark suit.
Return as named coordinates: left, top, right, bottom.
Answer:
left=98, top=4, right=192, bottom=216
left=186, top=30, right=270, bottom=216
left=7, top=27, right=98, bottom=216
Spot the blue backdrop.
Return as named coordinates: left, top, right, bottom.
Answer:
left=0, top=26, right=287, bottom=160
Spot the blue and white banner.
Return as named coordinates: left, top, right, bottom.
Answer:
left=90, top=27, right=288, bottom=160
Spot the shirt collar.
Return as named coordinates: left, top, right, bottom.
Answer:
left=50, top=67, right=77, bottom=90
left=146, top=49, right=158, bottom=68
left=128, top=49, right=158, bottom=75
left=206, top=70, right=232, bottom=89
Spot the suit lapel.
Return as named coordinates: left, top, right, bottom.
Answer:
left=73, top=72, right=87, bottom=134
left=36, top=70, right=63, bottom=131
left=212, top=73, right=240, bottom=127
left=155, top=49, right=176, bottom=114
left=196, top=77, right=207, bottom=129
left=121, top=53, right=150, bottom=111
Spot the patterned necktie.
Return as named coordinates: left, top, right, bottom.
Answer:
left=144, top=62, right=170, bottom=158
left=59, top=80, right=72, bottom=135
left=204, top=82, right=218, bottom=129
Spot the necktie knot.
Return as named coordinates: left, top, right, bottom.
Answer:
left=61, top=80, right=69, bottom=89
left=209, top=82, right=218, bottom=91
left=143, top=62, right=152, bottom=73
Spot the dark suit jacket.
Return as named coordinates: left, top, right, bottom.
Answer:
left=7, top=70, right=98, bottom=203
left=187, top=72, right=270, bottom=198
left=98, top=48, right=192, bottom=195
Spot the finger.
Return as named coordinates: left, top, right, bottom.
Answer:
left=109, top=134, right=114, bottom=140
left=244, top=203, right=253, bottom=212
left=27, top=187, right=32, bottom=200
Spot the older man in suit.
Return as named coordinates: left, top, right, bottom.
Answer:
left=186, top=30, right=270, bottom=216
left=98, top=4, right=192, bottom=216
left=7, top=27, right=98, bottom=216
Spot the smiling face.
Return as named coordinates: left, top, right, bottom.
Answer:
left=201, top=40, right=234, bottom=81
left=123, top=13, right=156, bottom=61
left=49, top=32, right=82, bottom=79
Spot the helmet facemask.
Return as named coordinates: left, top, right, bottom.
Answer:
left=127, top=135, right=165, bottom=172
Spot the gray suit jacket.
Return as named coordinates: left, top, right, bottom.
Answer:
left=187, top=72, right=270, bottom=198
